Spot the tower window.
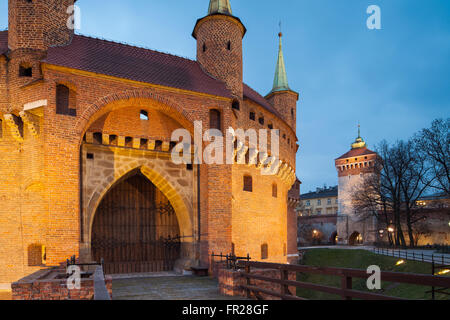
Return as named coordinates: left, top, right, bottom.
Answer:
left=268, top=124, right=273, bottom=130
left=243, top=175, right=253, bottom=192
left=19, top=65, right=32, bottom=77
left=227, top=41, right=231, bottom=50
left=272, top=184, right=277, bottom=198
left=261, top=243, right=268, bottom=260
left=258, top=117, right=264, bottom=125
left=140, top=110, right=149, bottom=120
left=209, top=109, right=221, bottom=131
left=249, top=112, right=255, bottom=121
left=203, top=43, right=207, bottom=52
left=232, top=100, right=240, bottom=111
left=56, top=84, right=76, bottom=116
left=291, top=108, right=294, bottom=118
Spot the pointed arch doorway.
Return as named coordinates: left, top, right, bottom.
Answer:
left=91, top=170, right=181, bottom=274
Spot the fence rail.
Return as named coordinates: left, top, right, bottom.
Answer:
left=372, top=247, right=450, bottom=265
left=237, top=260, right=450, bottom=300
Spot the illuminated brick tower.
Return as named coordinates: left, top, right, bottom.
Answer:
left=335, top=126, right=378, bottom=245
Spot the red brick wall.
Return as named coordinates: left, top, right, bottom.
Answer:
left=11, top=268, right=112, bottom=300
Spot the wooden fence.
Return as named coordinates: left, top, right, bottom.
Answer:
left=238, top=260, right=450, bottom=300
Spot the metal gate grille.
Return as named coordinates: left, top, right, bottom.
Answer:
left=91, top=173, right=181, bottom=274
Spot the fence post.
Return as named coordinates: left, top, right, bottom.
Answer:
left=431, top=261, right=435, bottom=301
left=341, top=274, right=352, bottom=300
left=245, top=264, right=251, bottom=299
left=280, top=268, right=289, bottom=298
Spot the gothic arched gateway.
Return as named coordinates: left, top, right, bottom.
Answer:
left=91, top=171, right=181, bottom=274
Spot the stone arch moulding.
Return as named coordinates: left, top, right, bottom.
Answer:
left=86, top=164, right=194, bottom=246
left=74, top=89, right=196, bottom=145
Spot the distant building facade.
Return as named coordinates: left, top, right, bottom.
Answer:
left=299, top=186, right=338, bottom=216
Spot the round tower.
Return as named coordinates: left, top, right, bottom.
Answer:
left=8, top=0, right=75, bottom=51
left=192, top=0, right=246, bottom=98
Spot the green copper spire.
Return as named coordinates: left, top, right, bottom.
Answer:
left=271, top=32, right=290, bottom=93
left=351, top=124, right=367, bottom=149
left=208, top=0, right=232, bottom=15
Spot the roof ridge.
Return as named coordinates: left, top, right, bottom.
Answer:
left=73, top=33, right=197, bottom=64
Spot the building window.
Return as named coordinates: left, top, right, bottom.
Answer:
left=209, top=109, right=221, bottom=131
left=243, top=175, right=253, bottom=192
left=227, top=41, right=231, bottom=50
left=316, top=209, right=322, bottom=215
left=232, top=100, right=240, bottom=110
left=140, top=110, right=149, bottom=120
left=19, top=65, right=32, bottom=77
left=291, top=108, right=294, bottom=118
left=258, top=116, right=264, bottom=125
left=317, top=199, right=321, bottom=205
left=56, top=84, right=76, bottom=116
left=268, top=123, right=273, bottom=130
left=261, top=243, right=268, bottom=260
left=249, top=112, right=255, bottom=121
left=202, top=43, right=207, bottom=52
left=28, top=244, right=46, bottom=266
left=306, top=200, right=310, bottom=207
left=272, top=184, right=277, bottom=198
left=327, top=199, right=331, bottom=205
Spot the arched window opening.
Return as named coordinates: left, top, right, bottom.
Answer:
left=209, top=109, right=222, bottom=131
left=19, top=65, right=32, bottom=77
left=261, top=243, right=268, bottom=260
left=258, top=116, right=264, bottom=125
left=249, top=111, right=256, bottom=121
left=56, top=84, right=76, bottom=116
left=232, top=100, right=240, bottom=111
left=203, top=43, right=207, bottom=52
left=140, top=110, right=149, bottom=120
left=243, top=175, right=253, bottom=192
left=227, top=41, right=231, bottom=51
left=272, top=184, right=277, bottom=198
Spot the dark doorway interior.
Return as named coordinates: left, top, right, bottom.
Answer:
left=91, top=171, right=181, bottom=274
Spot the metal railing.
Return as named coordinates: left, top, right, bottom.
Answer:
left=371, top=247, right=450, bottom=265
left=237, top=260, right=450, bottom=300
left=66, top=255, right=111, bottom=300
left=211, top=252, right=251, bottom=270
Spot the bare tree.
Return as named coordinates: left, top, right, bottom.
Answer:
left=398, top=139, right=435, bottom=247
left=351, top=140, right=407, bottom=246
left=414, top=118, right=450, bottom=195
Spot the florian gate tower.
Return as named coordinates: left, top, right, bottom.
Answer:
left=0, top=0, right=300, bottom=284
left=335, top=128, right=378, bottom=245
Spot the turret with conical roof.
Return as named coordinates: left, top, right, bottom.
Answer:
left=265, top=31, right=298, bottom=130
left=193, top=0, right=246, bottom=98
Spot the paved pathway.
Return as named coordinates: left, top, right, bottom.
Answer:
left=112, top=274, right=244, bottom=300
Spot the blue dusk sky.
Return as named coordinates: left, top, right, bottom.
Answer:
left=1, top=1, right=449, bottom=193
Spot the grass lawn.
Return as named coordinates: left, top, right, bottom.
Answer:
left=296, top=249, right=449, bottom=300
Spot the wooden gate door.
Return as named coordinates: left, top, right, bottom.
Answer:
left=91, top=172, right=181, bottom=274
